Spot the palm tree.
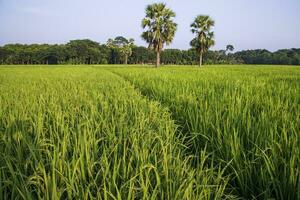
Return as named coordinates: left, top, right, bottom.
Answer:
left=190, top=15, right=215, bottom=67
left=226, top=44, right=234, bottom=54
left=107, top=36, right=135, bottom=64
left=141, top=3, right=177, bottom=67
left=120, top=38, right=134, bottom=65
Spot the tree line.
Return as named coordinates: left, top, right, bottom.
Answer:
left=1, top=40, right=299, bottom=65
left=0, top=3, right=299, bottom=66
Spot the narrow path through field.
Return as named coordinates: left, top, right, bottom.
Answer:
left=104, top=68, right=202, bottom=159
left=105, top=69, right=177, bottom=128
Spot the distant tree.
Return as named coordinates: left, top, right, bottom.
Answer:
left=121, top=39, right=134, bottom=65
left=98, top=44, right=110, bottom=64
left=161, top=49, right=183, bottom=64
left=1, top=40, right=299, bottom=66
left=66, top=39, right=102, bottom=64
left=181, top=49, right=198, bottom=65
left=107, top=38, right=119, bottom=64
left=190, top=15, right=215, bottom=67
left=224, top=45, right=234, bottom=64
left=0, top=47, right=8, bottom=64
left=226, top=45, right=234, bottom=54
left=141, top=3, right=177, bottom=67
left=107, top=36, right=134, bottom=64
left=130, top=46, right=155, bottom=64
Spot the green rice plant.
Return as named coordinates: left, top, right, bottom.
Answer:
left=0, top=66, right=231, bottom=200
left=112, top=65, right=300, bottom=199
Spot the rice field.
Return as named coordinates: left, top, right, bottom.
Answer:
left=0, top=65, right=299, bottom=199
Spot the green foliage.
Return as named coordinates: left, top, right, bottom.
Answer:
left=161, top=49, right=183, bottom=64
left=0, top=41, right=111, bottom=65
left=129, top=46, right=155, bottom=64
left=0, top=41, right=299, bottom=65
left=107, top=36, right=135, bottom=64
left=235, top=48, right=300, bottom=65
left=226, top=45, right=234, bottom=53
left=66, top=39, right=104, bottom=64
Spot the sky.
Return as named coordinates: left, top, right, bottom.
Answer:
left=0, top=0, right=299, bottom=51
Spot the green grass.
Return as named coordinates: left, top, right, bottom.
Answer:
left=0, top=65, right=299, bottom=199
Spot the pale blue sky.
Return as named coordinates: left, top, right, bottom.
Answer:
left=0, top=0, right=299, bottom=51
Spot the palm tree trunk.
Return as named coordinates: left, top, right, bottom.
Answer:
left=156, top=51, right=160, bottom=67
left=125, top=55, right=128, bottom=65
left=199, top=53, right=203, bottom=67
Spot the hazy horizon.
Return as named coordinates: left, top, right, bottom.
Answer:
left=0, top=0, right=300, bottom=51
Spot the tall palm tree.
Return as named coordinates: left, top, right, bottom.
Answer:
left=226, top=44, right=234, bottom=54
left=141, top=3, right=177, bottom=67
left=190, top=15, right=215, bottom=67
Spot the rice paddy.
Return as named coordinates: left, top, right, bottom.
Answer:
left=0, top=65, right=299, bottom=199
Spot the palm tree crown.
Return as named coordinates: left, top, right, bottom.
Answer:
left=141, top=3, right=177, bottom=67
left=226, top=44, right=234, bottom=53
